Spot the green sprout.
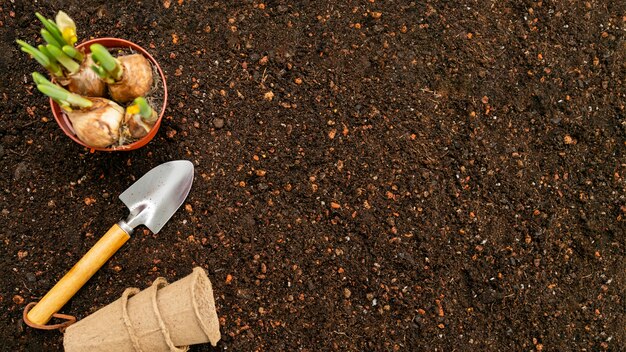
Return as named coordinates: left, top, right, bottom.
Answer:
left=32, top=71, right=68, bottom=110
left=90, top=44, right=123, bottom=83
left=17, top=10, right=84, bottom=78
left=127, top=97, right=156, bottom=123
left=37, top=45, right=57, bottom=65
left=16, top=40, right=63, bottom=77
left=32, top=72, right=53, bottom=86
left=46, top=44, right=80, bottom=74
left=35, top=12, right=67, bottom=46
left=62, top=45, right=84, bottom=62
left=32, top=72, right=92, bottom=110
left=41, top=28, right=64, bottom=48
left=90, top=64, right=109, bottom=82
left=32, top=73, right=65, bottom=109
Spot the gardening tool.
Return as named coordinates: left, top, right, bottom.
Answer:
left=25, top=160, right=194, bottom=328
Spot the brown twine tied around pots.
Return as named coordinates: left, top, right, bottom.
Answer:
left=122, top=278, right=186, bottom=352
left=120, top=288, right=142, bottom=351
left=23, top=302, right=77, bottom=331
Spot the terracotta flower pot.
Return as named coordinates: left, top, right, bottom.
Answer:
left=51, top=38, right=168, bottom=152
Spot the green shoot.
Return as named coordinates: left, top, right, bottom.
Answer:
left=90, top=44, right=123, bottom=81
left=128, top=97, right=156, bottom=122
left=62, top=45, right=83, bottom=61
left=47, top=44, right=80, bottom=74
left=17, top=40, right=63, bottom=77
left=32, top=72, right=53, bottom=86
left=31, top=73, right=63, bottom=107
left=55, top=11, right=77, bottom=45
left=32, top=72, right=66, bottom=108
left=35, top=12, right=67, bottom=46
left=90, top=64, right=114, bottom=84
left=37, top=45, right=57, bottom=64
left=17, top=40, right=49, bottom=66
left=41, top=28, right=63, bottom=48
left=35, top=80, right=92, bottom=109
left=136, top=97, right=154, bottom=119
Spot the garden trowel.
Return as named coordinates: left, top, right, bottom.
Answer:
left=26, top=160, right=194, bottom=327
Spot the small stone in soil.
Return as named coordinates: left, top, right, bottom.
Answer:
left=213, top=118, right=224, bottom=129
left=17, top=250, right=28, bottom=259
left=12, top=295, right=24, bottom=304
left=13, top=162, right=28, bottom=180
left=26, top=273, right=36, bottom=282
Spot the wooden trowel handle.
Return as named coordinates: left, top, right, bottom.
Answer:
left=26, top=223, right=131, bottom=326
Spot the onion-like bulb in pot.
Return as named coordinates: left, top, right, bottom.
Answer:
left=33, top=72, right=123, bottom=148
left=90, top=44, right=154, bottom=103
left=59, top=53, right=106, bottom=97
left=67, top=98, right=124, bottom=148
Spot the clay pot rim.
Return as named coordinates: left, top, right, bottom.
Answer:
left=50, top=37, right=168, bottom=152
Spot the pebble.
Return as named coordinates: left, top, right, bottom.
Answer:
left=166, top=128, right=177, bottom=139
left=26, top=272, right=36, bottom=283
left=343, top=288, right=352, bottom=298
left=17, top=250, right=28, bottom=259
left=13, top=162, right=29, bottom=181
left=564, top=135, right=576, bottom=145
left=213, top=118, right=224, bottom=129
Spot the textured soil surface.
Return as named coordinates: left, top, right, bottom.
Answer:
left=1, top=1, right=625, bottom=351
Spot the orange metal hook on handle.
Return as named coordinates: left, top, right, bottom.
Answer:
left=23, top=302, right=77, bottom=332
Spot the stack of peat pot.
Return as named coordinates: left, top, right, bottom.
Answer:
left=64, top=267, right=220, bottom=351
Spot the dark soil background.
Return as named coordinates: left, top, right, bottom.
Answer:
left=1, top=1, right=624, bottom=351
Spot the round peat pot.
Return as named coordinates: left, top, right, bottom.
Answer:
left=51, top=38, right=168, bottom=152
